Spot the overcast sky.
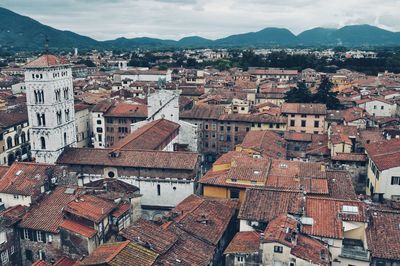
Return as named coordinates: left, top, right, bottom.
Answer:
left=1, top=0, right=400, bottom=41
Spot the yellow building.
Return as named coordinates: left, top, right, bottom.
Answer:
left=200, top=151, right=270, bottom=203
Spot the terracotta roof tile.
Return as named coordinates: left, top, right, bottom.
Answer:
left=365, top=138, right=400, bottom=170
left=171, top=194, right=238, bottom=246
left=0, top=162, right=63, bottom=196
left=366, top=209, right=400, bottom=260
left=332, top=152, right=367, bottom=162
left=64, top=194, right=116, bottom=223
left=57, top=147, right=199, bottom=172
left=60, top=219, right=97, bottom=238
left=238, top=188, right=304, bottom=222
left=24, top=55, right=69, bottom=68
left=303, top=197, right=367, bottom=239
left=109, top=242, right=158, bottom=266
left=79, top=241, right=130, bottom=265
left=112, top=119, right=180, bottom=151
left=326, top=170, right=358, bottom=200
left=224, top=231, right=260, bottom=254
left=281, top=103, right=327, bottom=115
left=19, top=186, right=80, bottom=233
left=121, top=219, right=178, bottom=254
left=238, top=130, right=287, bottom=159
left=104, top=102, right=147, bottom=118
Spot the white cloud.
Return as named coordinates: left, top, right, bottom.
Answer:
left=1, top=0, right=399, bottom=40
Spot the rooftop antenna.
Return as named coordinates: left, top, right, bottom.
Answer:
left=44, top=34, right=49, bottom=54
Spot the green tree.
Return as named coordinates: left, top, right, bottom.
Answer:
left=313, top=78, right=342, bottom=109
left=284, top=81, right=313, bottom=103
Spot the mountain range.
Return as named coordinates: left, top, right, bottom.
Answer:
left=1, top=7, right=400, bottom=50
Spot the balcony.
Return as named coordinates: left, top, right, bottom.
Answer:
left=340, top=239, right=369, bottom=261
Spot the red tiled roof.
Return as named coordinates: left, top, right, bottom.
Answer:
left=263, top=214, right=297, bottom=247
left=60, top=219, right=97, bottom=238
left=157, top=225, right=214, bottom=266
left=365, top=138, right=400, bottom=170
left=112, top=203, right=131, bottom=218
left=281, top=103, right=327, bottom=115
left=32, top=260, right=49, bottom=266
left=0, top=166, right=9, bottom=178
left=19, top=186, right=80, bottom=233
left=57, top=147, right=199, bottom=172
left=0, top=162, right=62, bottom=196
left=266, top=159, right=328, bottom=194
left=112, top=119, right=180, bottom=151
left=53, top=256, right=76, bottom=266
left=238, top=188, right=304, bottom=222
left=104, top=102, right=147, bottom=118
left=303, top=197, right=367, bottom=239
left=332, top=152, right=367, bottom=162
left=171, top=194, right=238, bottom=246
left=330, top=124, right=358, bottom=145
left=238, top=130, right=286, bottom=159
left=121, top=219, right=178, bottom=254
left=224, top=231, right=260, bottom=254
left=64, top=194, right=116, bottom=223
left=326, top=170, right=358, bottom=200
left=25, top=55, right=69, bottom=68
left=291, top=234, right=330, bottom=266
left=366, top=209, right=400, bottom=260
left=79, top=241, right=130, bottom=265
left=262, top=214, right=330, bottom=265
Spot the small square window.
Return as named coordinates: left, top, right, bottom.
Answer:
left=274, top=245, right=283, bottom=253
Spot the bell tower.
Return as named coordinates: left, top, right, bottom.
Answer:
left=24, top=55, right=77, bottom=163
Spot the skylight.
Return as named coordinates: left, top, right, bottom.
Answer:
left=342, top=205, right=359, bottom=214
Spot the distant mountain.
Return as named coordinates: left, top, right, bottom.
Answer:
left=297, top=27, right=336, bottom=45
left=215, top=27, right=297, bottom=47
left=0, top=7, right=98, bottom=50
left=103, top=37, right=176, bottom=48
left=1, top=6, right=400, bottom=50
left=330, top=24, right=400, bottom=46
left=177, top=36, right=213, bottom=47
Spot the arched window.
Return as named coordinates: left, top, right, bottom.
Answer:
left=41, top=114, right=46, bottom=126
left=57, top=111, right=62, bottom=125
left=157, top=184, right=161, bottom=196
left=37, top=113, right=42, bottom=126
left=6, top=137, right=12, bottom=149
left=21, top=132, right=26, bottom=143
left=64, top=132, right=67, bottom=145
left=40, top=90, right=44, bottom=103
left=14, top=135, right=20, bottom=146
left=65, top=109, right=70, bottom=122
left=34, top=91, right=38, bottom=104
left=40, top=137, right=46, bottom=150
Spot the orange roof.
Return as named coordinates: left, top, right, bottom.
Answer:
left=60, top=219, right=97, bottom=238
left=112, top=119, right=180, bottom=151
left=112, top=203, right=131, bottom=218
left=79, top=241, right=130, bottom=265
left=263, top=214, right=297, bottom=247
left=365, top=138, right=400, bottom=171
left=0, top=162, right=62, bottom=196
left=65, top=195, right=115, bottom=223
left=25, top=54, right=69, bottom=68
left=303, top=197, right=367, bottom=239
left=224, top=231, right=260, bottom=254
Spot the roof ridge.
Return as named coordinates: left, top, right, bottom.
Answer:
left=106, top=240, right=130, bottom=262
